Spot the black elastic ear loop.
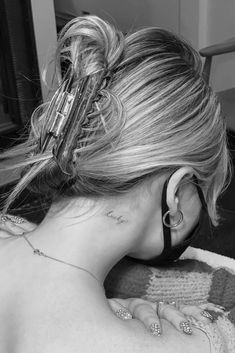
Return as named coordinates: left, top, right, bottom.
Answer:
left=139, top=174, right=175, bottom=265
left=192, top=176, right=213, bottom=237
left=161, top=176, right=172, bottom=253
left=193, top=176, right=207, bottom=209
left=161, top=174, right=208, bottom=255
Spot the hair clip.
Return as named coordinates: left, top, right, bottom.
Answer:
left=53, top=69, right=108, bottom=175
left=39, top=79, right=74, bottom=153
left=37, top=69, right=108, bottom=175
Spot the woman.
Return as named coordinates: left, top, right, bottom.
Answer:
left=0, top=15, right=231, bottom=352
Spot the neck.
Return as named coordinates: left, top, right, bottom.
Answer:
left=22, top=196, right=138, bottom=289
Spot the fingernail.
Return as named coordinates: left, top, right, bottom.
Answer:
left=149, top=323, right=161, bottom=336
left=115, top=309, right=132, bottom=320
left=179, top=321, right=192, bottom=335
left=201, top=310, right=213, bottom=321
left=16, top=230, right=24, bottom=236
left=214, top=304, right=226, bottom=311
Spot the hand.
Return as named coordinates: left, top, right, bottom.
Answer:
left=0, top=214, right=36, bottom=237
left=108, top=297, right=225, bottom=336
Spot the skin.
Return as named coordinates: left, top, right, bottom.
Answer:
left=0, top=167, right=214, bottom=353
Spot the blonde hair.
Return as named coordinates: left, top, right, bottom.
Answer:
left=0, top=16, right=231, bottom=225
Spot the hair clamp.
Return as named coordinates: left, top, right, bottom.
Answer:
left=53, top=69, right=108, bottom=175
left=38, top=69, right=108, bottom=176
left=39, top=78, right=75, bottom=153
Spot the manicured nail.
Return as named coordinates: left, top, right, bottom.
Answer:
left=149, top=323, right=161, bottom=336
left=179, top=321, right=192, bottom=335
left=115, top=308, right=132, bottom=320
left=214, top=304, right=226, bottom=311
left=201, top=310, right=213, bottom=321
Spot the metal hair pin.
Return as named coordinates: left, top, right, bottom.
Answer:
left=54, top=70, right=107, bottom=175
left=39, top=69, right=108, bottom=175
left=39, top=79, right=73, bottom=153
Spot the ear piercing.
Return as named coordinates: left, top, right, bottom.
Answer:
left=162, top=209, right=183, bottom=228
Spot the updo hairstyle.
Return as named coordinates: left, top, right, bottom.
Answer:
left=0, top=16, right=231, bottom=225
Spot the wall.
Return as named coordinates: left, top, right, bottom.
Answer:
left=54, top=0, right=235, bottom=92
left=179, top=0, right=235, bottom=91
left=54, top=0, right=180, bottom=33
left=31, top=0, right=57, bottom=100
left=202, top=0, right=235, bottom=92
left=179, top=0, right=201, bottom=50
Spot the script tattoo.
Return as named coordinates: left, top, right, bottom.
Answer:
left=106, top=211, right=127, bottom=224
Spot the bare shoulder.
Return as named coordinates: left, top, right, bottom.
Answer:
left=43, top=318, right=210, bottom=353
left=82, top=318, right=211, bottom=353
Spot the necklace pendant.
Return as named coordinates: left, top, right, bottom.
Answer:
left=34, top=249, right=43, bottom=256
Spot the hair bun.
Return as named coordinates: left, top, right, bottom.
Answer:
left=56, top=15, right=125, bottom=80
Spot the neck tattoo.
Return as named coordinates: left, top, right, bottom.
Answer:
left=106, top=210, right=127, bottom=224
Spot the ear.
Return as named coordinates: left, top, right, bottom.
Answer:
left=166, top=167, right=195, bottom=213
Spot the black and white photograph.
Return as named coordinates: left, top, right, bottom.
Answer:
left=0, top=1, right=235, bottom=352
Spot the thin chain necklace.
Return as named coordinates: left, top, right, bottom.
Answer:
left=21, top=234, right=102, bottom=288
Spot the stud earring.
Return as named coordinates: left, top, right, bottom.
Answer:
left=162, top=209, right=183, bottom=228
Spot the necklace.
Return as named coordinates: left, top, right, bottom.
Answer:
left=21, top=234, right=102, bottom=288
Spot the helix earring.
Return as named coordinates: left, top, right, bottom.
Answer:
left=162, top=210, right=183, bottom=228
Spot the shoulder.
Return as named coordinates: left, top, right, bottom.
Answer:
left=113, top=319, right=211, bottom=353
left=44, top=318, right=211, bottom=353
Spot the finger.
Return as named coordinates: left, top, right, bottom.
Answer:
left=115, top=297, right=158, bottom=312
left=0, top=220, right=14, bottom=238
left=108, top=299, right=132, bottom=320
left=199, top=303, right=226, bottom=313
left=180, top=305, right=213, bottom=324
left=2, top=220, right=25, bottom=236
left=157, top=302, right=192, bottom=335
left=0, top=215, right=36, bottom=235
left=128, top=298, right=162, bottom=336
left=16, top=220, right=36, bottom=232
left=109, top=297, right=157, bottom=311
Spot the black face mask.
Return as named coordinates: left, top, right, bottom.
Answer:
left=128, top=175, right=211, bottom=266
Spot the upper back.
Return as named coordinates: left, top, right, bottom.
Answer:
left=0, top=233, right=210, bottom=353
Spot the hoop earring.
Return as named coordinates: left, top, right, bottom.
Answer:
left=162, top=210, right=183, bottom=228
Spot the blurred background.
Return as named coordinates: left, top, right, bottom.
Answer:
left=0, top=0, right=234, bottom=256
